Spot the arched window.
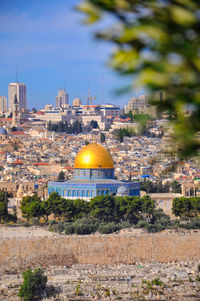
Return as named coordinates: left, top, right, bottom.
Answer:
left=78, top=190, right=81, bottom=197
left=72, top=190, right=75, bottom=196
left=68, top=190, right=71, bottom=196
left=87, top=190, right=90, bottom=197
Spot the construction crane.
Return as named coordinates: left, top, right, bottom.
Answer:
left=81, top=87, right=96, bottom=105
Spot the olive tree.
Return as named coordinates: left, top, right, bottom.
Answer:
left=78, top=0, right=200, bottom=157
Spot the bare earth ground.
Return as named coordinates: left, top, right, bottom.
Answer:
left=0, top=226, right=200, bottom=300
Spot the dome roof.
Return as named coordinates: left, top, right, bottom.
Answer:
left=74, top=143, right=114, bottom=169
left=117, top=186, right=129, bottom=196
left=117, top=186, right=129, bottom=193
left=0, top=127, right=7, bottom=135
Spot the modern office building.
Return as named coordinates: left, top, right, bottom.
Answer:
left=48, top=143, right=140, bottom=200
left=56, top=89, right=69, bottom=108
left=0, top=96, right=7, bottom=115
left=8, top=82, right=27, bottom=111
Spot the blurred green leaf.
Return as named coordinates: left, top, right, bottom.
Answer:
left=78, top=0, right=200, bottom=157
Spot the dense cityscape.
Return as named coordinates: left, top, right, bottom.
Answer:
left=1, top=0, right=200, bottom=300
left=0, top=81, right=200, bottom=299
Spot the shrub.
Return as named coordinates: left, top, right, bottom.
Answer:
left=98, top=222, right=122, bottom=234
left=135, top=220, right=148, bottom=229
left=74, top=223, right=95, bottom=235
left=55, top=222, right=65, bottom=233
left=73, top=218, right=100, bottom=235
left=32, top=218, right=40, bottom=226
left=120, top=221, right=132, bottom=228
left=180, top=219, right=200, bottom=230
left=65, top=224, right=75, bottom=235
left=22, top=221, right=31, bottom=227
left=145, top=223, right=165, bottom=233
left=154, top=218, right=172, bottom=229
left=18, top=267, right=47, bottom=301
left=151, top=278, right=163, bottom=286
left=49, top=220, right=56, bottom=226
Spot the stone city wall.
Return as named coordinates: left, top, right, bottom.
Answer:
left=1, top=232, right=200, bottom=271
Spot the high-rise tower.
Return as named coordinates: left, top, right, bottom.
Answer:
left=56, top=88, right=69, bottom=108
left=0, top=96, right=7, bottom=115
left=8, top=82, right=27, bottom=111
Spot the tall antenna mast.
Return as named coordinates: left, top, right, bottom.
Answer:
left=102, top=73, right=104, bottom=103
left=16, top=66, right=18, bottom=83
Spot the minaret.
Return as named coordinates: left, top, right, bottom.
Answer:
left=44, top=123, right=48, bottom=139
left=12, top=94, right=20, bottom=127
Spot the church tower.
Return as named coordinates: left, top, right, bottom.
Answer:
left=12, top=94, right=20, bottom=127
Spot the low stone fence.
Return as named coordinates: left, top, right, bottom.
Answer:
left=1, top=231, right=200, bottom=271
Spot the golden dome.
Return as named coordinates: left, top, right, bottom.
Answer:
left=74, top=143, right=114, bottom=169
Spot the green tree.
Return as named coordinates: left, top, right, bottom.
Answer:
left=89, top=195, right=115, bottom=222
left=190, top=197, right=200, bottom=218
left=141, top=180, right=170, bottom=193
left=57, top=171, right=65, bottom=181
left=28, top=201, right=44, bottom=221
left=116, top=127, right=135, bottom=142
left=45, top=192, right=62, bottom=219
left=59, top=198, right=75, bottom=221
left=32, top=108, right=37, bottom=113
left=41, top=200, right=51, bottom=222
left=20, top=195, right=42, bottom=221
left=90, top=120, right=99, bottom=128
left=0, top=201, right=7, bottom=222
left=126, top=110, right=134, bottom=121
left=141, top=195, right=156, bottom=220
left=171, top=180, right=182, bottom=194
left=79, top=0, right=200, bottom=157
left=11, top=126, right=17, bottom=132
left=73, top=198, right=89, bottom=219
left=0, top=190, right=8, bottom=222
left=172, top=197, right=192, bottom=218
left=18, top=267, right=47, bottom=301
left=134, top=114, right=151, bottom=135
left=72, top=120, right=82, bottom=134
left=120, top=196, right=142, bottom=224
left=100, top=132, right=106, bottom=143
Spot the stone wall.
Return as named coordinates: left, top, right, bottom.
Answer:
left=1, top=232, right=200, bottom=271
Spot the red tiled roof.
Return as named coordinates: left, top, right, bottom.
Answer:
left=13, top=160, right=23, bottom=165
left=64, top=166, right=74, bottom=170
left=36, top=111, right=45, bottom=115
left=0, top=118, right=12, bottom=121
left=11, top=131, right=25, bottom=135
left=33, top=162, right=49, bottom=166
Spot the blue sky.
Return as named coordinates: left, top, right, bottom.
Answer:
left=0, top=0, right=135, bottom=109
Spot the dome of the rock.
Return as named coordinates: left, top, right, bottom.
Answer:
left=74, top=143, right=114, bottom=169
